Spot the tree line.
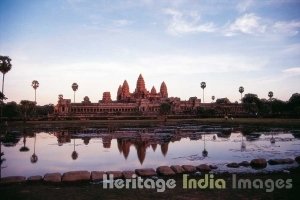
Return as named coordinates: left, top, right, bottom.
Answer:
left=241, top=93, right=300, bottom=117
left=1, top=101, right=54, bottom=121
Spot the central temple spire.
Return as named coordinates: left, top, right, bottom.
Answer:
left=116, top=73, right=167, bottom=101
left=136, top=73, right=146, bottom=93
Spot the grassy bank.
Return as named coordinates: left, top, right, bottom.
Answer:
left=5, top=118, right=300, bottom=128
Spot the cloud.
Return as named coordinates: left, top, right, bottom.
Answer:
left=163, top=10, right=300, bottom=38
left=27, top=53, right=266, bottom=79
left=258, top=67, right=300, bottom=84
left=225, top=13, right=266, bottom=36
left=236, top=0, right=254, bottom=12
left=281, top=43, right=300, bottom=55
left=282, top=67, right=300, bottom=76
left=112, top=19, right=132, bottom=27
left=136, top=54, right=266, bottom=74
left=273, top=20, right=300, bottom=36
left=164, top=8, right=216, bottom=35
left=224, top=13, right=300, bottom=37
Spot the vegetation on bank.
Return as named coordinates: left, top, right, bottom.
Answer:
left=196, top=93, right=300, bottom=118
left=0, top=92, right=299, bottom=122
left=1, top=102, right=54, bottom=121
left=4, top=118, right=300, bottom=129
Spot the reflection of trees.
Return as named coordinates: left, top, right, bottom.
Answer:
left=71, top=138, right=78, bottom=160
left=217, top=129, right=232, bottom=138
left=292, top=132, right=300, bottom=139
left=202, top=133, right=208, bottom=157
left=245, top=133, right=261, bottom=141
left=30, top=133, right=38, bottom=163
left=0, top=150, right=4, bottom=179
left=240, top=128, right=261, bottom=141
left=53, top=131, right=71, bottom=146
left=189, top=134, right=202, bottom=140
left=19, top=130, right=29, bottom=152
left=0, top=127, right=7, bottom=179
left=2, top=131, right=21, bottom=147
left=270, top=133, right=275, bottom=144
left=241, top=135, right=246, bottom=152
left=82, top=137, right=91, bottom=145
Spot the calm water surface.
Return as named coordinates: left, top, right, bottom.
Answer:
left=1, top=124, right=300, bottom=177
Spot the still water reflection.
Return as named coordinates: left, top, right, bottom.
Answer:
left=1, top=124, right=300, bottom=177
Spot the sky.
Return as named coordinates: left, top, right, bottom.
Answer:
left=0, top=0, right=300, bottom=105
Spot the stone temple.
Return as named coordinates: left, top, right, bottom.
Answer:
left=116, top=74, right=168, bottom=102
left=54, top=74, right=244, bottom=118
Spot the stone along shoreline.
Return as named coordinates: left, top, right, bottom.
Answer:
left=1, top=156, right=300, bottom=184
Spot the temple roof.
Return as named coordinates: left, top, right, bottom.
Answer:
left=122, top=80, right=129, bottom=91
left=123, top=80, right=129, bottom=87
left=136, top=74, right=146, bottom=92
left=151, top=86, right=156, bottom=94
left=160, top=81, right=168, bottom=98
left=160, top=82, right=167, bottom=91
left=117, top=85, right=122, bottom=95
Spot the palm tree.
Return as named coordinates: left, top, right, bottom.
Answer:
left=0, top=56, right=11, bottom=124
left=0, top=92, right=6, bottom=101
left=31, top=80, right=39, bottom=104
left=268, top=91, right=273, bottom=100
left=239, top=86, right=244, bottom=102
left=200, top=82, right=206, bottom=103
left=72, top=83, right=78, bottom=103
left=0, top=56, right=12, bottom=95
left=0, top=92, right=6, bottom=123
left=212, top=95, right=215, bottom=103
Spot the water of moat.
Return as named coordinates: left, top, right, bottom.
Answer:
left=1, top=123, right=300, bottom=177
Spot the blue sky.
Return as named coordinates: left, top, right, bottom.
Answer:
left=1, top=0, right=300, bottom=105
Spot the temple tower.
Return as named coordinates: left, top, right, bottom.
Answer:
left=160, top=81, right=168, bottom=98
left=136, top=74, right=146, bottom=93
left=134, top=74, right=148, bottom=99
left=102, top=92, right=112, bottom=103
left=117, top=85, right=122, bottom=100
left=151, top=86, right=157, bottom=94
left=121, top=80, right=130, bottom=98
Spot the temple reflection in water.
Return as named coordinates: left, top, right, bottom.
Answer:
left=52, top=129, right=176, bottom=164
left=2, top=124, right=265, bottom=165
left=46, top=124, right=242, bottom=164
left=2, top=124, right=300, bottom=178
